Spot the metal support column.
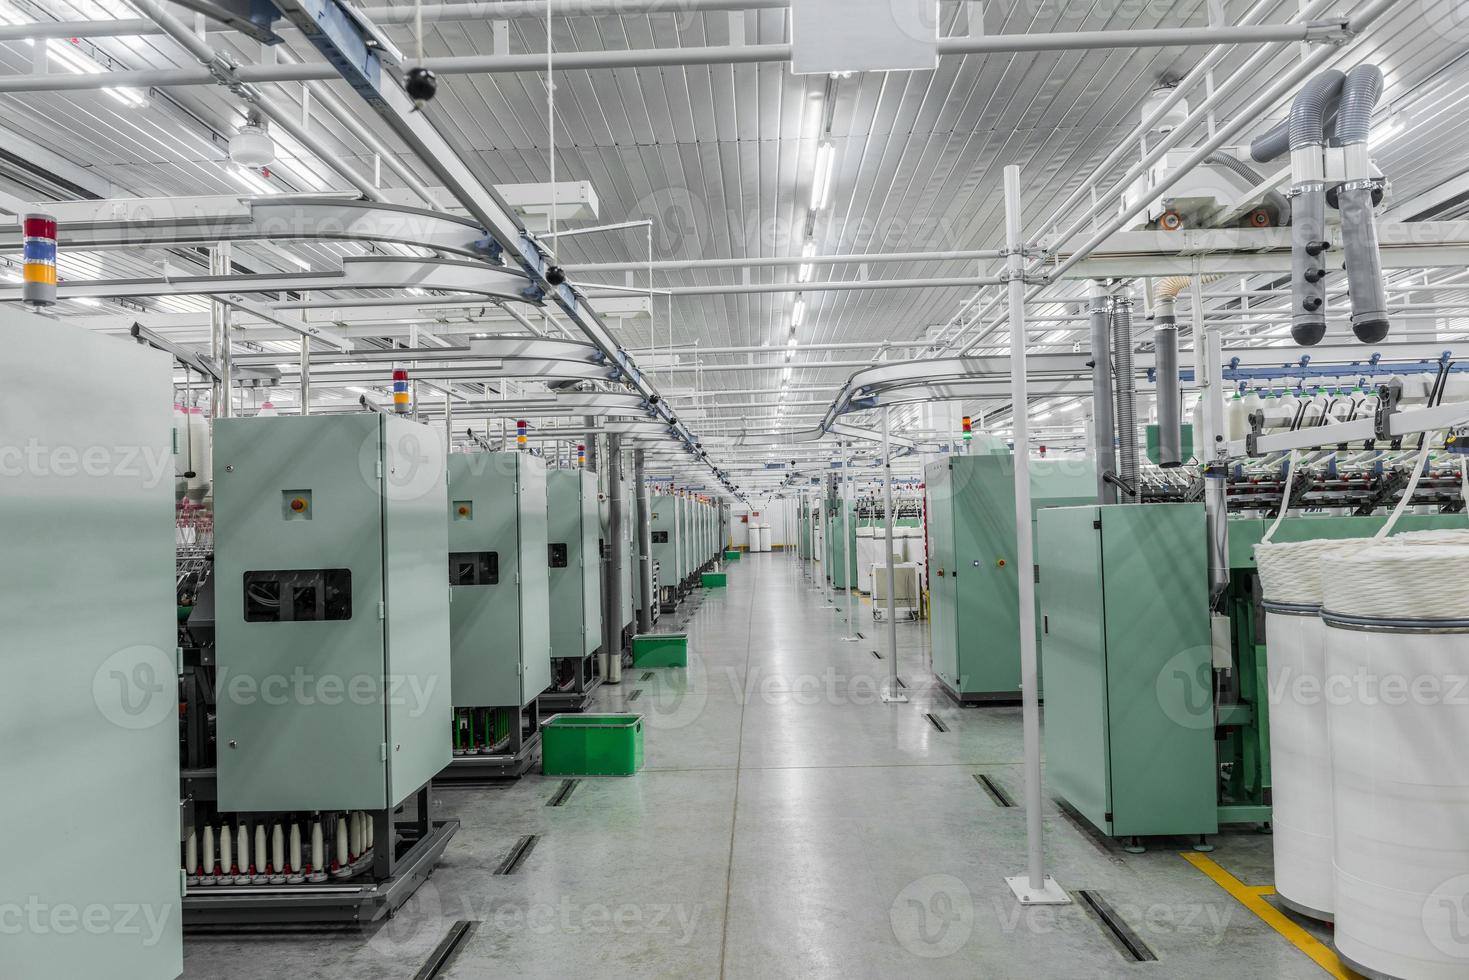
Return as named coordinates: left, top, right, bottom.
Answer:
left=210, top=244, right=233, bottom=418
left=299, top=339, right=311, bottom=416
left=605, top=434, right=625, bottom=682
left=1001, top=164, right=1070, bottom=906
left=880, top=407, right=907, bottom=702
left=840, top=440, right=858, bottom=641
left=1088, top=280, right=1116, bottom=503
left=634, top=448, right=653, bottom=633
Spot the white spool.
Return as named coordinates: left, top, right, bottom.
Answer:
left=1323, top=543, right=1469, bottom=980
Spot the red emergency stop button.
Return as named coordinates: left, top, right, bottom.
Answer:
left=290, top=497, right=307, bottom=512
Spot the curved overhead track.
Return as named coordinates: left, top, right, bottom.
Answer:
left=0, top=257, right=531, bottom=304
left=0, top=197, right=499, bottom=260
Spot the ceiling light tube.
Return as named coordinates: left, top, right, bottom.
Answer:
left=792, top=299, right=806, bottom=327
left=810, top=142, right=835, bottom=211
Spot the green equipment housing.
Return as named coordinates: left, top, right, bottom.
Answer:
left=214, top=414, right=453, bottom=814
left=1037, top=503, right=1469, bottom=848
left=445, top=450, right=552, bottom=777
left=924, top=453, right=1095, bottom=704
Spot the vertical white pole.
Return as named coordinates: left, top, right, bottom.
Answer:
left=881, top=407, right=907, bottom=702
left=841, top=440, right=858, bottom=640
left=1002, top=165, right=1069, bottom=906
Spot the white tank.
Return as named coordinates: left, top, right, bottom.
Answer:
left=185, top=407, right=211, bottom=502
left=1255, top=539, right=1341, bottom=921
left=1223, top=392, right=1248, bottom=442
left=1323, top=543, right=1469, bottom=980
left=855, top=524, right=879, bottom=593
left=172, top=403, right=189, bottom=500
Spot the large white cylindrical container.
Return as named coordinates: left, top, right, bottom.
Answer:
left=855, top=525, right=878, bottom=593
left=172, top=403, right=189, bottom=500
left=1323, top=544, right=1469, bottom=980
left=185, top=407, right=211, bottom=501
left=1255, top=538, right=1340, bottom=921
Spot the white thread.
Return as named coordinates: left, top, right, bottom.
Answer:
left=1262, top=449, right=1299, bottom=545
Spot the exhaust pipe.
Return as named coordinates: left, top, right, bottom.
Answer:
left=1088, top=281, right=1118, bottom=502
left=1111, top=287, right=1139, bottom=494
left=1335, top=64, right=1389, bottom=343
left=1286, top=69, right=1345, bottom=347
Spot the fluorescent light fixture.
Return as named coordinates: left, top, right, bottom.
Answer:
left=72, top=296, right=101, bottom=306
left=231, top=165, right=277, bottom=195
left=782, top=366, right=793, bottom=381
left=345, top=386, right=372, bottom=395
left=786, top=336, right=798, bottom=350
left=810, top=142, right=835, bottom=211
left=792, top=299, right=806, bottom=327
left=39, top=39, right=146, bottom=106
left=798, top=242, right=815, bottom=283
left=1369, top=119, right=1405, bottom=149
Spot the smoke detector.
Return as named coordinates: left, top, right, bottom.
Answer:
left=229, top=116, right=275, bottom=168
left=1141, top=86, right=1190, bottom=134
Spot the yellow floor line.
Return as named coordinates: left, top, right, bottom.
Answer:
left=1180, top=852, right=1356, bottom=979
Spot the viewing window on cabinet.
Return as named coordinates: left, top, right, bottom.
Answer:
left=449, top=552, right=499, bottom=586
left=652, top=530, right=669, bottom=544
left=549, top=543, right=569, bottom=568
left=244, top=569, right=352, bottom=622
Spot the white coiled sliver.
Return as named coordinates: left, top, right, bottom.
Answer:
left=1372, top=439, right=1435, bottom=540
left=1323, top=543, right=1469, bottom=621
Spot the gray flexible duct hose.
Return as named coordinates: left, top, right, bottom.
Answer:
left=1153, top=297, right=1183, bottom=468
left=1289, top=70, right=1346, bottom=149
left=1111, top=293, right=1139, bottom=494
left=1288, top=70, right=1346, bottom=347
left=1248, top=103, right=1341, bottom=162
left=1204, top=152, right=1290, bottom=224
left=1088, top=283, right=1118, bottom=503
left=1337, top=64, right=1390, bottom=343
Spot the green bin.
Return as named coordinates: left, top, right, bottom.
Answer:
left=541, top=714, right=644, bottom=776
left=724, top=549, right=740, bottom=561
left=702, top=572, right=727, bottom=588
left=632, top=632, right=688, bottom=668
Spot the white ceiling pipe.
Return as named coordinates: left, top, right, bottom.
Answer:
left=0, top=20, right=1344, bottom=94
left=562, top=249, right=1004, bottom=274
left=580, top=276, right=1001, bottom=299
left=359, top=0, right=790, bottom=21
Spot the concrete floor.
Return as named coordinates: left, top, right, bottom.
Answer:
left=184, top=552, right=1336, bottom=979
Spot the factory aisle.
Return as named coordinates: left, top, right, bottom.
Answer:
left=185, top=552, right=1328, bottom=980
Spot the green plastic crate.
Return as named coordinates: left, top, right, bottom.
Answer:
left=702, top=572, right=727, bottom=588
left=724, top=549, right=740, bottom=561
left=541, top=713, right=644, bottom=776
left=632, top=632, right=688, bottom=668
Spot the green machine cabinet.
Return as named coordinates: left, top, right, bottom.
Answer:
left=214, top=414, right=453, bottom=813
left=548, top=470, right=602, bottom=661
left=924, top=454, right=1096, bottom=704
left=826, top=500, right=857, bottom=588
left=1038, top=503, right=1218, bottom=841
left=4, top=311, right=183, bottom=979
left=651, top=494, right=679, bottom=604
left=447, top=451, right=551, bottom=710
left=599, top=476, right=634, bottom=636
